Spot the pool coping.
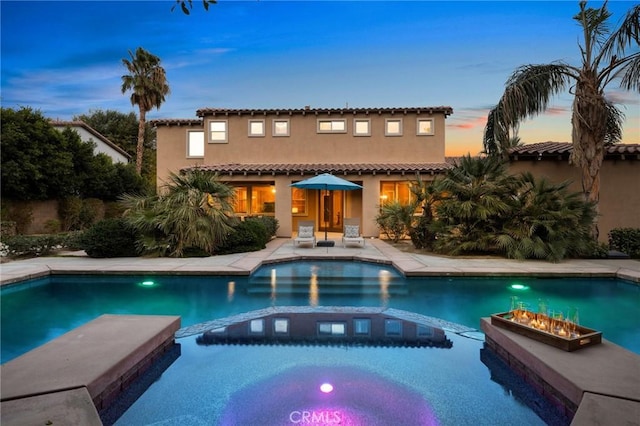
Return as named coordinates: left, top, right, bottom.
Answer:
left=1, top=237, right=639, bottom=425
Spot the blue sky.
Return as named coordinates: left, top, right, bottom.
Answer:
left=1, top=1, right=638, bottom=155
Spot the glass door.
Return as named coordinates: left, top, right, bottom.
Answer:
left=318, top=190, right=343, bottom=232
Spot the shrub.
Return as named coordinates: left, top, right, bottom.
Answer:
left=218, top=219, right=269, bottom=254
left=79, top=198, right=104, bottom=228
left=59, top=196, right=83, bottom=231
left=79, top=218, right=139, bottom=258
left=44, top=219, right=62, bottom=234
left=4, top=203, right=33, bottom=234
left=375, top=201, right=414, bottom=243
left=247, top=216, right=279, bottom=239
left=0, top=234, right=64, bottom=257
left=609, top=228, right=640, bottom=258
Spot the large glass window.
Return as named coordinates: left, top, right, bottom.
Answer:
left=232, top=184, right=276, bottom=215
left=380, top=181, right=413, bottom=205
left=291, top=188, right=307, bottom=215
left=187, top=130, right=204, bottom=157
left=209, top=120, right=227, bottom=143
left=317, top=119, right=346, bottom=133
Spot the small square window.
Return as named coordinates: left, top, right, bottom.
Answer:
left=274, top=318, right=289, bottom=334
left=353, top=119, right=370, bottom=136
left=353, top=318, right=370, bottom=335
left=249, top=120, right=265, bottom=137
left=417, top=119, right=434, bottom=135
left=209, top=120, right=228, bottom=143
left=317, top=119, right=346, bottom=133
left=385, top=119, right=402, bottom=136
left=250, top=319, right=265, bottom=334
left=385, top=319, right=402, bottom=336
left=187, top=130, right=204, bottom=157
left=417, top=324, right=434, bottom=338
left=318, top=323, right=332, bottom=335
left=318, top=322, right=346, bottom=336
left=273, top=119, right=290, bottom=137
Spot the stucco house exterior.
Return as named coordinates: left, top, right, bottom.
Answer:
left=51, top=120, right=131, bottom=164
left=152, top=106, right=453, bottom=238
left=507, top=142, right=640, bottom=242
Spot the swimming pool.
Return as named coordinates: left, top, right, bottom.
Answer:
left=2, top=260, right=638, bottom=363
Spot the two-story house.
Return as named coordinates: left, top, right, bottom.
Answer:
left=153, top=106, right=453, bottom=238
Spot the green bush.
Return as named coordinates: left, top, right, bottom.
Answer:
left=218, top=219, right=269, bottom=254
left=44, top=219, right=62, bottom=234
left=59, top=196, right=83, bottom=231
left=80, top=198, right=104, bottom=228
left=79, top=218, right=139, bottom=258
left=247, top=216, right=279, bottom=239
left=609, top=228, right=640, bottom=258
left=0, top=234, right=64, bottom=257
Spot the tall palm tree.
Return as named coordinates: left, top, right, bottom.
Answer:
left=483, top=1, right=639, bottom=236
left=121, top=47, right=170, bottom=175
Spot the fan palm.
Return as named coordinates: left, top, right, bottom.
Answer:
left=120, top=169, right=237, bottom=257
left=483, top=1, right=639, bottom=236
left=121, top=47, right=170, bottom=175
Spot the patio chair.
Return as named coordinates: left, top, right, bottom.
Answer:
left=294, top=220, right=316, bottom=247
left=342, top=218, right=365, bottom=247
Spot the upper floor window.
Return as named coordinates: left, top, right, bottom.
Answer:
left=385, top=119, right=403, bottom=136
left=353, top=119, right=371, bottom=136
left=248, top=120, right=265, bottom=137
left=273, top=119, right=290, bottom=137
left=187, top=130, right=205, bottom=157
left=317, top=119, right=346, bottom=133
left=417, top=118, right=434, bottom=135
left=209, top=120, right=228, bottom=143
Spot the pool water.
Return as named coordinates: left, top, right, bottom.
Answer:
left=2, top=261, right=638, bottom=363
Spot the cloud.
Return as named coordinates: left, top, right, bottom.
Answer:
left=447, top=108, right=490, bottom=131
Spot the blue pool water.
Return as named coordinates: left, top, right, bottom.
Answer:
left=2, top=260, right=638, bottom=425
left=2, top=261, right=638, bottom=363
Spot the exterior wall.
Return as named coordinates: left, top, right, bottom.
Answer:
left=71, top=127, right=129, bottom=164
left=507, top=159, right=640, bottom=242
left=155, top=109, right=448, bottom=238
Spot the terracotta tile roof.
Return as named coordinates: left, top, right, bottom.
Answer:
left=195, top=106, right=454, bottom=118
left=508, top=142, right=640, bottom=160
left=181, top=163, right=451, bottom=176
left=150, top=118, right=203, bottom=126
left=50, top=120, right=131, bottom=159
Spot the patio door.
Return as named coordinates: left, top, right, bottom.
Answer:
left=318, top=190, right=343, bottom=232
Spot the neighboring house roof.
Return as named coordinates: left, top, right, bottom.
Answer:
left=181, top=162, right=451, bottom=176
left=194, top=106, right=454, bottom=118
left=50, top=120, right=131, bottom=160
left=508, top=142, right=640, bottom=160
left=151, top=118, right=203, bottom=126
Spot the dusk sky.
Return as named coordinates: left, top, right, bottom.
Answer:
left=2, top=1, right=638, bottom=156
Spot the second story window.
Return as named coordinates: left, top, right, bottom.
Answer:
left=317, top=119, right=346, bottom=133
left=353, top=119, right=371, bottom=136
left=209, top=120, right=228, bottom=143
left=187, top=130, right=204, bottom=157
left=385, top=119, right=403, bottom=136
left=273, top=119, right=290, bottom=137
left=248, top=120, right=265, bottom=137
left=417, top=118, right=434, bottom=135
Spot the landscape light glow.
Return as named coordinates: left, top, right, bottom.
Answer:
left=320, top=383, right=334, bottom=393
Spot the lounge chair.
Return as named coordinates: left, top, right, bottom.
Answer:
left=294, top=220, right=316, bottom=247
left=342, top=218, right=365, bottom=247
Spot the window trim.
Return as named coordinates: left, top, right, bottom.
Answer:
left=385, top=118, right=403, bottom=137
left=353, top=118, right=371, bottom=136
left=272, top=119, right=290, bottom=137
left=248, top=119, right=266, bottom=137
left=208, top=119, right=228, bottom=143
left=417, top=118, right=435, bottom=136
left=317, top=119, right=347, bottom=134
left=186, top=130, right=205, bottom=158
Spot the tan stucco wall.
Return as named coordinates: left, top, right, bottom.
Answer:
left=508, top=159, right=640, bottom=242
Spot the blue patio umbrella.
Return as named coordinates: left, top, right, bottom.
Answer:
left=290, top=173, right=362, bottom=246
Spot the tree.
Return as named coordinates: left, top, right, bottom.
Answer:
left=483, top=1, right=639, bottom=237
left=121, top=47, right=170, bottom=175
left=75, top=109, right=156, bottom=191
left=120, top=169, right=237, bottom=257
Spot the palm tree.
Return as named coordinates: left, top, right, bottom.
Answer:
left=120, top=169, right=237, bottom=257
left=483, top=1, right=639, bottom=236
left=121, top=47, right=170, bottom=175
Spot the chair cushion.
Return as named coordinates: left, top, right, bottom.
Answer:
left=298, top=226, right=314, bottom=238
left=344, top=225, right=360, bottom=238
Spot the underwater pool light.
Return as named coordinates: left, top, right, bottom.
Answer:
left=320, top=383, right=334, bottom=393
left=140, top=280, right=156, bottom=287
left=509, top=283, right=529, bottom=291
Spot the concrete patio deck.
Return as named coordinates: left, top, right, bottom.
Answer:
left=1, top=237, right=639, bottom=425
